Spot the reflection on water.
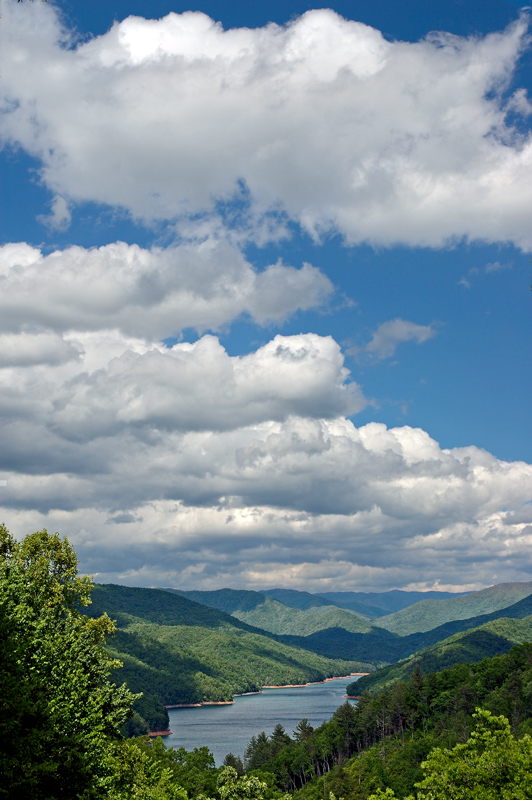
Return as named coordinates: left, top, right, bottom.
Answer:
left=166, top=675, right=360, bottom=765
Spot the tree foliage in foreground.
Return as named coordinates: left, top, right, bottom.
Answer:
left=0, top=525, right=136, bottom=798
left=368, top=708, right=532, bottom=799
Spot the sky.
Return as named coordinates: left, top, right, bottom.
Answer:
left=1, top=0, right=532, bottom=593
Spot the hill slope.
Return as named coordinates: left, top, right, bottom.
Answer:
left=317, top=589, right=469, bottom=617
left=88, top=584, right=371, bottom=731
left=375, top=581, right=532, bottom=635
left=277, top=591, right=532, bottom=666
left=349, top=615, right=532, bottom=694
left=263, top=588, right=335, bottom=611
left=170, top=588, right=373, bottom=636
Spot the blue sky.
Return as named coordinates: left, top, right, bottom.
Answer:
left=1, top=0, right=532, bottom=592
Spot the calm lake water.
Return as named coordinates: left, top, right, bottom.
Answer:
left=165, top=675, right=361, bottom=765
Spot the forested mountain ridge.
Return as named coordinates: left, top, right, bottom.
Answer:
left=314, top=589, right=469, bottom=617
left=274, top=590, right=532, bottom=666
left=375, top=579, right=532, bottom=635
left=169, top=587, right=373, bottom=635
left=348, top=615, right=532, bottom=694
left=263, top=588, right=337, bottom=611
left=87, top=584, right=372, bottom=732
left=93, top=584, right=272, bottom=633
left=234, top=604, right=372, bottom=636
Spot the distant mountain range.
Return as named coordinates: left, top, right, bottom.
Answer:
left=265, top=588, right=470, bottom=618
left=374, top=581, right=532, bottom=635
left=88, top=579, right=532, bottom=733
left=170, top=588, right=373, bottom=635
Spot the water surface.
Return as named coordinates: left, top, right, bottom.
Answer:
left=166, top=675, right=360, bottom=764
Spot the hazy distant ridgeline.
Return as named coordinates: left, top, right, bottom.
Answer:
left=170, top=588, right=373, bottom=635
left=88, top=584, right=370, bottom=731
left=315, top=589, right=470, bottom=617
left=374, top=581, right=532, bottom=635
left=256, top=588, right=334, bottom=611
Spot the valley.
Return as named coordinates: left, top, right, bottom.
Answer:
left=89, top=578, right=532, bottom=737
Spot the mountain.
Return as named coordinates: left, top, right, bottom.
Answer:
left=348, top=615, right=532, bottom=695
left=276, top=591, right=532, bottom=666
left=88, top=584, right=371, bottom=731
left=316, top=589, right=469, bottom=617
left=169, top=588, right=373, bottom=636
left=263, top=588, right=335, bottom=611
left=374, top=580, right=532, bottom=635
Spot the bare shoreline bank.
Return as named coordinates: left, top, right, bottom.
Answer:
left=165, top=673, right=369, bottom=708
left=263, top=672, right=369, bottom=689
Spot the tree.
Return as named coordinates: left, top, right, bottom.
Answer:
left=368, top=708, right=532, bottom=800
left=208, top=766, right=291, bottom=800
left=104, top=739, right=188, bottom=800
left=294, top=718, right=314, bottom=742
left=224, top=754, right=245, bottom=776
left=0, top=525, right=137, bottom=799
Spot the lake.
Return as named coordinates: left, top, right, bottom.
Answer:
left=165, top=675, right=361, bottom=765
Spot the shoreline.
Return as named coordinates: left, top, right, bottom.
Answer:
left=148, top=729, right=173, bottom=737
left=166, top=701, right=235, bottom=708
left=167, top=673, right=370, bottom=707
left=263, top=672, right=369, bottom=690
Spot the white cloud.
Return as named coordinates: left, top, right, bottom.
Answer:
left=353, top=318, right=437, bottom=360
left=0, top=332, right=81, bottom=368
left=41, top=333, right=366, bottom=439
left=0, top=241, right=332, bottom=338
left=2, top=420, right=532, bottom=591
left=36, top=195, right=71, bottom=231
left=485, top=260, right=513, bottom=272
left=0, top=287, right=530, bottom=593
left=2, top=3, right=532, bottom=247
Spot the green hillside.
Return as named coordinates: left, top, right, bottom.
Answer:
left=317, top=589, right=469, bottom=617
left=278, top=592, right=532, bottom=667
left=88, top=585, right=371, bottom=732
left=168, top=587, right=268, bottom=614
left=170, top=587, right=373, bottom=636
left=233, top=603, right=372, bottom=636
left=348, top=615, right=532, bottom=694
left=375, top=580, right=532, bottom=635
left=263, top=588, right=334, bottom=611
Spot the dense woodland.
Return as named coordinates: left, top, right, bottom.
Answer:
left=243, top=644, right=532, bottom=797
left=2, top=525, right=532, bottom=799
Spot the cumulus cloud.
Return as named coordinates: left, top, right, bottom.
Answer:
left=0, top=327, right=366, bottom=465
left=0, top=332, right=81, bottom=368
left=0, top=289, right=530, bottom=594
left=0, top=241, right=332, bottom=338
left=2, top=3, right=532, bottom=247
left=41, top=333, right=366, bottom=439
left=2, top=420, right=532, bottom=591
